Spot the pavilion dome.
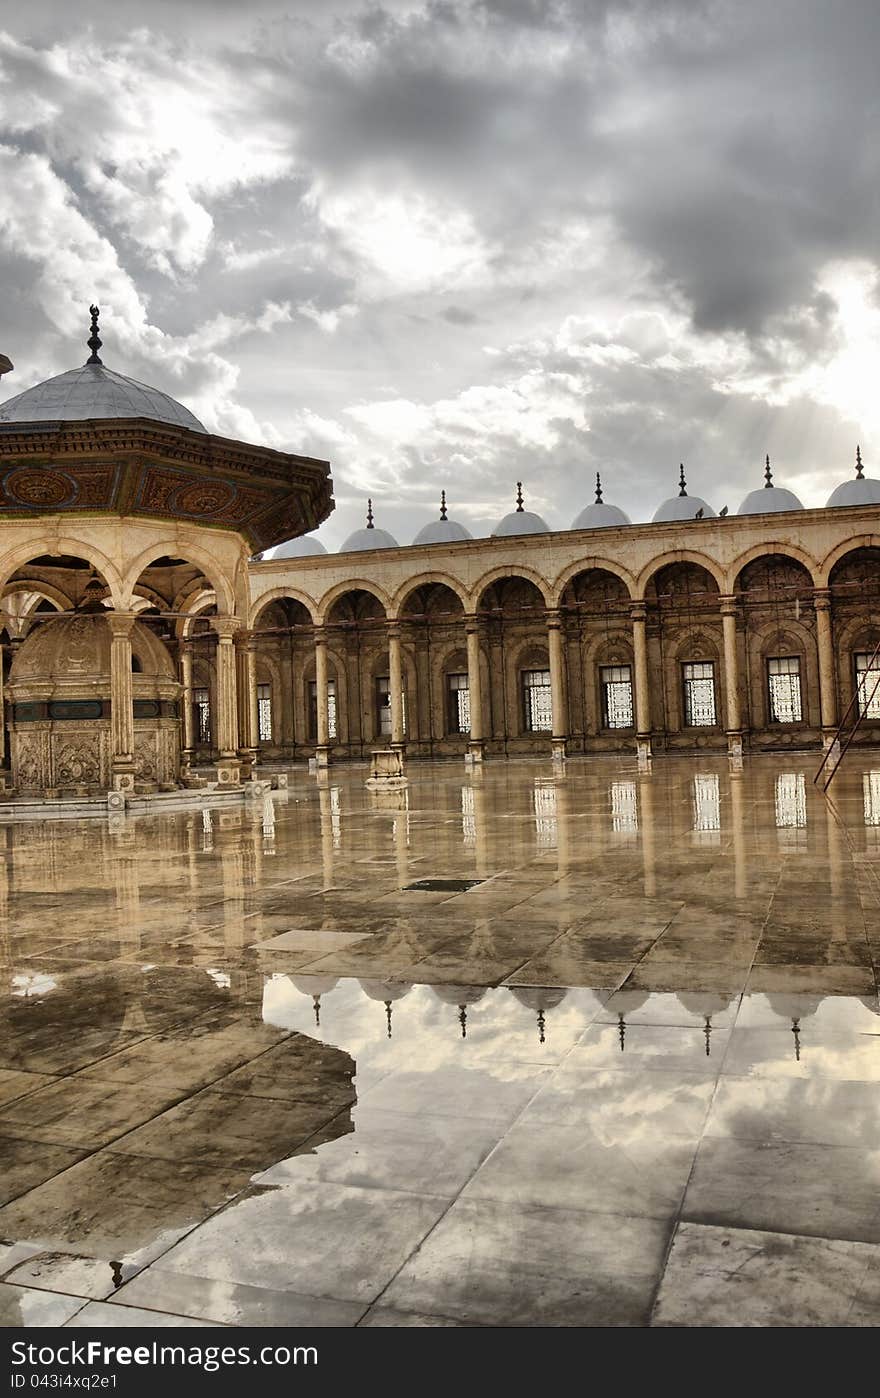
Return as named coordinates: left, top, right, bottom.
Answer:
left=340, top=499, right=399, bottom=552
left=653, top=466, right=716, bottom=522
left=413, top=492, right=473, bottom=545
left=571, top=473, right=631, bottom=529
left=826, top=447, right=880, bottom=508
left=271, top=535, right=328, bottom=559
left=738, top=457, right=803, bottom=515
left=492, top=483, right=550, bottom=537
left=0, top=308, right=204, bottom=433
left=8, top=610, right=175, bottom=689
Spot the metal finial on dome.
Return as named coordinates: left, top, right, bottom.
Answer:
left=595, top=472, right=603, bottom=504
left=515, top=481, right=524, bottom=512
left=366, top=498, right=374, bottom=529
left=856, top=445, right=864, bottom=479
left=440, top=490, right=447, bottom=521
left=86, top=305, right=103, bottom=366
left=764, top=454, right=773, bottom=488
left=458, top=1004, right=467, bottom=1039
left=678, top=463, right=687, bottom=497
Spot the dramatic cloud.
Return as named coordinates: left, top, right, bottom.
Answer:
left=1, top=0, right=878, bottom=546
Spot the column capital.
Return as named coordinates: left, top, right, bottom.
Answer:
left=106, top=611, right=139, bottom=638
left=720, top=594, right=740, bottom=617
left=629, top=601, right=647, bottom=623
left=313, top=625, right=328, bottom=646
left=465, top=615, right=482, bottom=636
left=545, top=608, right=563, bottom=629
left=387, top=622, right=403, bottom=642
left=233, top=628, right=259, bottom=652
left=813, top=588, right=832, bottom=611
left=211, top=615, right=242, bottom=642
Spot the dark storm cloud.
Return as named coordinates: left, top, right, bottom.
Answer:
left=0, top=0, right=878, bottom=544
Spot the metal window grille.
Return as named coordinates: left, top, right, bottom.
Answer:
left=775, top=772, right=806, bottom=829
left=309, top=680, right=337, bottom=740
left=692, top=773, right=721, bottom=831
left=768, top=656, right=802, bottom=723
left=447, top=672, right=470, bottom=734
left=257, top=683, right=272, bottom=742
left=863, top=771, right=880, bottom=827
left=683, top=661, right=717, bottom=726
left=523, top=669, right=553, bottom=731
left=601, top=664, right=633, bottom=729
left=855, top=652, right=880, bottom=718
left=610, top=779, right=638, bottom=834
left=193, top=687, right=211, bottom=745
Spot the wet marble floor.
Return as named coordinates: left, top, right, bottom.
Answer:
left=0, top=753, right=878, bottom=1327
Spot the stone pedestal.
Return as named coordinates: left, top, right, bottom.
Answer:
left=466, top=740, right=484, bottom=765
left=727, top=732, right=743, bottom=759
left=215, top=761, right=241, bottom=787
left=365, top=747, right=408, bottom=789
left=636, top=737, right=653, bottom=772
left=551, top=736, right=567, bottom=763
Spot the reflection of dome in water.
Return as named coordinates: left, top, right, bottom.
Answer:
left=676, top=993, right=735, bottom=1019
left=291, top=976, right=340, bottom=996
left=508, top=987, right=569, bottom=1012
left=432, top=984, right=487, bottom=1006
left=359, top=981, right=413, bottom=1003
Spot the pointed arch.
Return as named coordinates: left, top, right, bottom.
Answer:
left=636, top=549, right=725, bottom=599
left=120, top=541, right=234, bottom=614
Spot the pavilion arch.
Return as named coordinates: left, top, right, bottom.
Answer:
left=316, top=578, right=392, bottom=624
left=176, top=591, right=218, bottom=640
left=1, top=579, right=75, bottom=614
left=551, top=558, right=636, bottom=607
left=392, top=572, right=469, bottom=618
left=727, top=541, right=820, bottom=592
left=819, top=535, right=880, bottom=588
left=120, top=542, right=234, bottom=615
left=0, top=537, right=124, bottom=607
left=470, top=565, right=552, bottom=613
left=636, top=550, right=725, bottom=600
left=249, top=586, right=317, bottom=629
left=130, top=584, right=168, bottom=614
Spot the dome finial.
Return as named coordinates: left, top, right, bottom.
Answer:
left=366, top=498, right=374, bottom=529
left=856, top=444, right=864, bottom=479
left=678, top=463, right=687, bottom=497
left=440, top=489, right=447, bottom=521
left=595, top=472, right=603, bottom=504
left=86, top=305, right=103, bottom=366
left=515, top=481, right=524, bottom=512
left=764, top=454, right=773, bottom=488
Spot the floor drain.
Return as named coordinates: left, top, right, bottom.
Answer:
left=403, top=877, right=484, bottom=893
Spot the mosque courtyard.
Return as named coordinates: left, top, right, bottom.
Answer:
left=0, top=753, right=878, bottom=1328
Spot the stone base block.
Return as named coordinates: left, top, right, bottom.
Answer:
left=274, top=773, right=289, bottom=789
left=636, top=737, right=653, bottom=772
left=215, top=762, right=241, bottom=787
left=551, top=737, right=567, bottom=762
left=366, top=748, right=408, bottom=789
left=107, top=791, right=126, bottom=813
left=113, top=771, right=136, bottom=793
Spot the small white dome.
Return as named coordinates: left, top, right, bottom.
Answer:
left=571, top=502, right=631, bottom=529
left=653, top=467, right=714, bottom=522
left=738, top=486, right=803, bottom=515
left=270, top=535, right=328, bottom=559
left=492, top=484, right=549, bottom=537
left=653, top=494, right=715, bottom=522
left=340, top=499, right=398, bottom=552
left=827, top=451, right=880, bottom=508
left=738, top=459, right=803, bottom=515
left=827, top=476, right=880, bottom=507
left=572, top=477, right=631, bottom=529
left=413, top=517, right=473, bottom=545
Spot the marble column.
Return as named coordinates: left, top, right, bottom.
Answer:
left=630, top=602, right=652, bottom=765
left=0, top=641, right=6, bottom=773
left=814, top=589, right=838, bottom=745
left=211, top=616, right=241, bottom=779
left=314, top=627, right=330, bottom=768
left=108, top=612, right=137, bottom=791
left=388, top=624, right=405, bottom=752
left=465, top=619, right=485, bottom=762
left=547, top=609, right=569, bottom=761
left=720, top=595, right=743, bottom=757
left=235, top=633, right=259, bottom=774
left=180, top=642, right=195, bottom=770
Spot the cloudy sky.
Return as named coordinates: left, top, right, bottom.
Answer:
left=1, top=0, right=878, bottom=547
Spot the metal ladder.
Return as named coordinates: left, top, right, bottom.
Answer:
left=813, top=634, right=880, bottom=790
